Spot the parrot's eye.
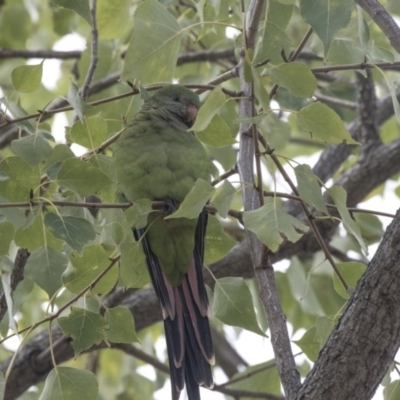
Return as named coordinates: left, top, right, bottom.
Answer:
left=172, top=95, right=180, bottom=102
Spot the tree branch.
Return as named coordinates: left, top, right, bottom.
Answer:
left=0, top=49, right=81, bottom=59
left=356, top=0, right=400, bottom=56
left=0, top=249, right=29, bottom=323
left=81, top=0, right=99, bottom=102
left=238, top=0, right=301, bottom=398
left=296, top=209, right=400, bottom=400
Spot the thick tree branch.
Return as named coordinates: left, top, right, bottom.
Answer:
left=355, top=70, right=381, bottom=154
left=238, top=0, right=301, bottom=398
left=296, top=208, right=400, bottom=400
left=0, top=249, right=29, bottom=323
left=312, top=87, right=400, bottom=184
left=356, top=0, right=400, bottom=55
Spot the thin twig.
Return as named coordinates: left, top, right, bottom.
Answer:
left=311, top=61, right=400, bottom=74
left=81, top=0, right=99, bottom=102
left=177, top=48, right=235, bottom=65
left=269, top=27, right=313, bottom=99
left=112, top=343, right=169, bottom=373
left=313, top=93, right=357, bottom=110
left=0, top=195, right=393, bottom=219
left=0, top=83, right=236, bottom=130
left=0, top=49, right=82, bottom=59
left=213, top=386, right=285, bottom=399
left=0, top=257, right=119, bottom=346
left=267, top=151, right=348, bottom=290
left=211, top=167, right=238, bottom=186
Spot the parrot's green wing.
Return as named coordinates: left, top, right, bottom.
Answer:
left=114, top=85, right=215, bottom=400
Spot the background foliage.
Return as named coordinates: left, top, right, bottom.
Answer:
left=1, top=0, right=400, bottom=399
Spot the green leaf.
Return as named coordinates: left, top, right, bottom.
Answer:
left=243, top=51, right=253, bottom=83
left=316, top=316, right=335, bottom=347
left=196, top=114, right=236, bottom=147
left=97, top=0, right=130, bottom=39
left=389, top=83, right=400, bottom=126
left=333, top=262, right=366, bottom=299
left=300, top=0, right=355, bottom=55
left=254, top=22, right=292, bottom=65
left=269, top=0, right=293, bottom=27
left=204, top=215, right=236, bottom=265
left=121, top=0, right=182, bottom=83
left=11, top=62, right=43, bottom=93
left=228, top=361, right=281, bottom=396
left=270, top=62, right=316, bottom=98
left=243, top=198, right=309, bottom=252
left=67, top=81, right=87, bottom=120
left=253, top=73, right=270, bottom=111
left=15, top=208, right=63, bottom=252
left=211, top=180, right=236, bottom=218
left=354, top=213, right=384, bottom=244
left=327, top=39, right=364, bottom=65
left=287, top=257, right=324, bottom=316
left=44, top=212, right=96, bottom=252
left=328, top=186, right=368, bottom=255
left=119, top=242, right=150, bottom=288
left=297, top=102, right=359, bottom=145
left=40, top=367, right=98, bottom=400
left=57, top=158, right=112, bottom=196
left=101, top=222, right=126, bottom=247
left=116, top=373, right=155, bottom=400
left=43, top=144, right=75, bottom=172
left=0, top=222, right=14, bottom=256
left=212, top=277, right=266, bottom=336
left=63, top=245, right=118, bottom=295
left=25, top=247, right=68, bottom=298
left=69, top=115, right=108, bottom=149
left=293, top=325, right=319, bottom=361
left=294, top=164, right=329, bottom=215
left=191, top=87, right=226, bottom=132
left=0, top=372, right=5, bottom=400
left=104, top=306, right=139, bottom=343
left=0, top=98, right=35, bottom=134
left=125, top=199, right=153, bottom=229
left=383, top=380, right=400, bottom=400
left=0, top=157, right=41, bottom=201
left=51, top=0, right=92, bottom=26
left=11, top=135, right=53, bottom=165
left=166, top=179, right=215, bottom=220
left=58, top=307, right=106, bottom=354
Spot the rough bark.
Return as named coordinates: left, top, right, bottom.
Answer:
left=297, top=209, right=400, bottom=400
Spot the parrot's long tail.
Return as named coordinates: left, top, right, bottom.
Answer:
left=133, top=211, right=214, bottom=400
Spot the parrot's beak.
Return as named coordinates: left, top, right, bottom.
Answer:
left=186, top=105, right=199, bottom=122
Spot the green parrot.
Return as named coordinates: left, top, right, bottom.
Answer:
left=113, top=85, right=216, bottom=400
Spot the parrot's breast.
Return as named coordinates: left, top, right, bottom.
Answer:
left=114, top=116, right=214, bottom=203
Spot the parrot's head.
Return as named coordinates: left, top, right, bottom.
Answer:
left=147, top=85, right=201, bottom=129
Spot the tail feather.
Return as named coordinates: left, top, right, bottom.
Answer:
left=181, top=277, right=214, bottom=363
left=193, top=212, right=210, bottom=313
left=134, top=229, right=175, bottom=320
left=180, top=284, right=214, bottom=388
left=184, top=362, right=201, bottom=400
left=133, top=210, right=214, bottom=399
